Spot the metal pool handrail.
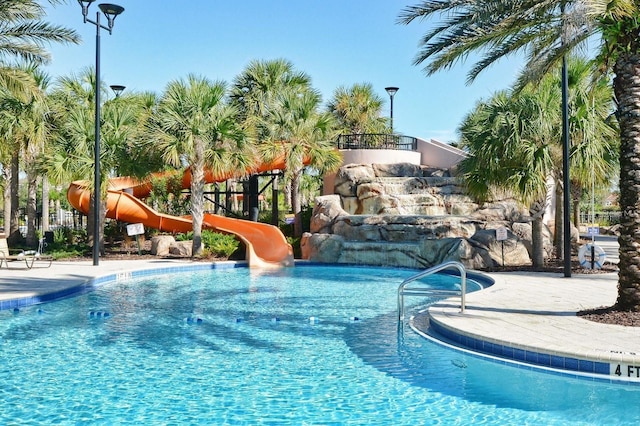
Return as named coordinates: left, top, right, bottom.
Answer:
left=397, top=261, right=466, bottom=321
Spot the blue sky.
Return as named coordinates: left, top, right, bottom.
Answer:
left=43, top=1, right=523, bottom=143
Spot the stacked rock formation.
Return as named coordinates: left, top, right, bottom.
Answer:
left=301, top=163, right=552, bottom=269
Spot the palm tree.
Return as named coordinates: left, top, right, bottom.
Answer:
left=399, top=0, right=640, bottom=310
left=459, top=90, right=556, bottom=267
left=0, top=65, right=50, bottom=245
left=149, top=74, right=253, bottom=256
left=604, top=6, right=640, bottom=311
left=564, top=58, right=618, bottom=229
left=46, top=68, right=152, bottom=253
left=47, top=69, right=102, bottom=250
left=10, top=65, right=51, bottom=247
left=327, top=83, right=388, bottom=135
left=0, top=0, right=78, bottom=242
left=0, top=0, right=79, bottom=97
left=460, top=57, right=616, bottom=267
left=259, top=88, right=342, bottom=236
left=230, top=58, right=312, bottom=131
left=231, top=59, right=318, bottom=221
left=0, top=95, right=23, bottom=243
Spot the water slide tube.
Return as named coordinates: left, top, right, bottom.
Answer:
left=67, top=159, right=295, bottom=268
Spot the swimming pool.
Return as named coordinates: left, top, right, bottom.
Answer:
left=1, top=264, right=639, bottom=424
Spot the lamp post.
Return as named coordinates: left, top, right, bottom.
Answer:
left=385, top=86, right=399, bottom=133
left=110, top=84, right=126, bottom=97
left=78, top=1, right=125, bottom=266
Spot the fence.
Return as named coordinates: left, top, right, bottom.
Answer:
left=336, top=134, right=418, bottom=151
left=579, top=211, right=621, bottom=226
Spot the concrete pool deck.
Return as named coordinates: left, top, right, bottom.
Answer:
left=1, top=254, right=637, bottom=382
left=419, top=269, right=640, bottom=381
left=416, top=235, right=640, bottom=382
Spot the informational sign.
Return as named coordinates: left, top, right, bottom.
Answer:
left=126, top=223, right=145, bottom=236
left=495, top=226, right=508, bottom=241
left=587, top=224, right=600, bottom=236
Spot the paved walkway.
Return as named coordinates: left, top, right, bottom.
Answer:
left=1, top=254, right=637, bottom=382
left=419, top=269, right=640, bottom=381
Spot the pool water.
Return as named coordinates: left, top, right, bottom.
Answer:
left=1, top=264, right=639, bottom=424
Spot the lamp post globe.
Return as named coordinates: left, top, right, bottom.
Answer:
left=110, top=84, right=126, bottom=97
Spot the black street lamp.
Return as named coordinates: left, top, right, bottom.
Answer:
left=77, top=1, right=125, bottom=266
left=110, top=84, right=126, bottom=97
left=385, top=86, right=399, bottom=133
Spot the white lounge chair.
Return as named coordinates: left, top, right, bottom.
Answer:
left=0, top=235, right=53, bottom=269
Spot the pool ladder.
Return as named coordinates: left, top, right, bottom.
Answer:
left=397, top=261, right=467, bottom=321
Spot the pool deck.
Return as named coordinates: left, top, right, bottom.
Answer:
left=418, top=269, right=639, bottom=381
left=1, top=248, right=638, bottom=382
left=418, top=236, right=640, bottom=382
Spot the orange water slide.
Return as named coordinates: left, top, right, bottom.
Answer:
left=66, top=159, right=295, bottom=268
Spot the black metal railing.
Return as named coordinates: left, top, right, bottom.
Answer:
left=336, top=134, right=418, bottom=151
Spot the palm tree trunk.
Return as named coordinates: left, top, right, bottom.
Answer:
left=42, top=177, right=50, bottom=232
left=554, top=180, right=564, bottom=260
left=9, top=150, right=21, bottom=245
left=571, top=181, right=581, bottom=230
left=191, top=142, right=205, bottom=257
left=614, top=51, right=640, bottom=311
left=26, top=169, right=38, bottom=247
left=529, top=198, right=546, bottom=268
left=291, top=170, right=303, bottom=237
left=2, top=166, right=10, bottom=235
left=284, top=180, right=292, bottom=210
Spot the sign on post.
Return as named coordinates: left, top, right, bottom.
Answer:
left=126, top=223, right=144, bottom=236
left=496, top=226, right=508, bottom=267
left=587, top=224, right=600, bottom=236
left=126, top=223, right=145, bottom=255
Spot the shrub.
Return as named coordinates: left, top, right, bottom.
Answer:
left=174, top=230, right=240, bottom=258
left=175, top=231, right=193, bottom=242
left=202, top=230, right=239, bottom=258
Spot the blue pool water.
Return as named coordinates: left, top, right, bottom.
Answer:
left=1, top=264, right=640, bottom=424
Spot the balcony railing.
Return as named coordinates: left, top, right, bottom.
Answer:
left=336, top=134, right=418, bottom=151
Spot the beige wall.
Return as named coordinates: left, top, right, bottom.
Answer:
left=340, top=149, right=422, bottom=166
left=417, top=138, right=467, bottom=169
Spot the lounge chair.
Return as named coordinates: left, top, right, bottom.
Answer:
left=0, top=235, right=53, bottom=269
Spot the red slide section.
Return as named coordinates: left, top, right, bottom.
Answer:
left=67, top=159, right=294, bottom=268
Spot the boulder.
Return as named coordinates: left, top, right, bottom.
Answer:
left=373, top=163, right=422, bottom=177
left=334, top=164, right=375, bottom=196
left=303, top=233, right=344, bottom=263
left=309, top=195, right=349, bottom=234
left=169, top=241, right=193, bottom=257
left=150, top=235, right=175, bottom=256
left=470, top=229, right=531, bottom=266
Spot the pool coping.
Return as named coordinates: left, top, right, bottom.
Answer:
left=420, top=270, right=640, bottom=383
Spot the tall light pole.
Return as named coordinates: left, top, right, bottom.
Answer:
left=78, top=1, right=125, bottom=266
left=385, top=86, right=399, bottom=133
left=560, top=2, right=571, bottom=278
